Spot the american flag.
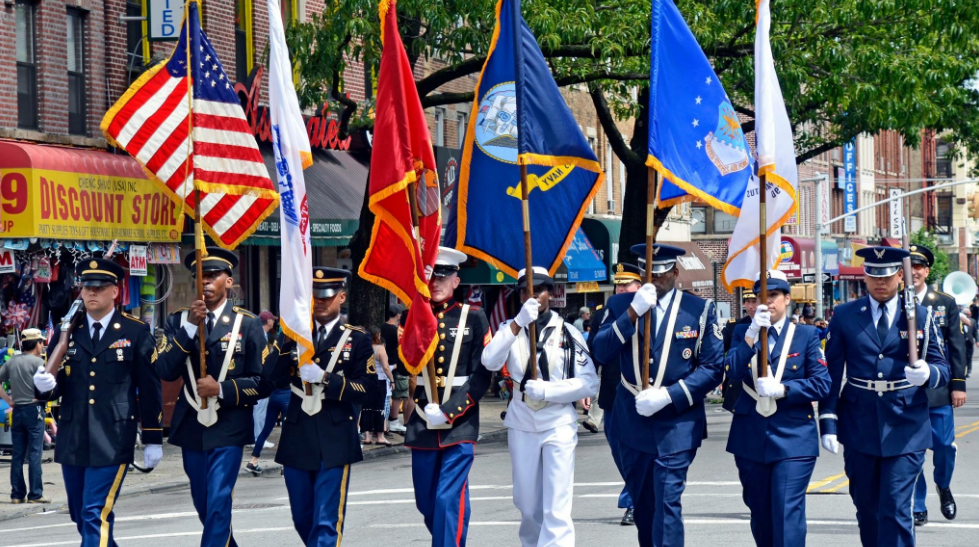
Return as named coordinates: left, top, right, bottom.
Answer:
left=45, top=312, right=54, bottom=345
left=100, top=0, right=277, bottom=249
left=489, top=287, right=513, bottom=334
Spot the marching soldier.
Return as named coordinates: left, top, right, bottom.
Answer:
left=722, top=290, right=758, bottom=412
left=725, top=270, right=831, bottom=546
left=404, top=247, right=493, bottom=547
left=262, top=267, right=374, bottom=546
left=33, top=258, right=163, bottom=547
left=584, top=262, right=642, bottom=526
left=591, top=244, right=724, bottom=547
left=818, top=246, right=949, bottom=546
left=908, top=244, right=967, bottom=525
left=156, top=248, right=267, bottom=547
left=482, top=266, right=598, bottom=547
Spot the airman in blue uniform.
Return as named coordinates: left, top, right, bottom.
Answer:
left=591, top=244, right=724, bottom=547
left=33, top=258, right=163, bottom=547
left=156, top=248, right=268, bottom=547
left=818, top=246, right=949, bottom=547
left=725, top=270, right=831, bottom=546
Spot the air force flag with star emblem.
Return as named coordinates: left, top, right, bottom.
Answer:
left=646, top=0, right=752, bottom=215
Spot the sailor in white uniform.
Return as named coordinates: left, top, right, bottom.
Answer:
left=481, top=266, right=599, bottom=547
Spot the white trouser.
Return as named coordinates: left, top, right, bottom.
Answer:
left=508, top=422, right=578, bottom=547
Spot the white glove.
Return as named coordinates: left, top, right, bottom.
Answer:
left=299, top=364, right=326, bottom=384
left=424, top=403, right=448, bottom=426
left=746, top=305, right=771, bottom=340
left=756, top=376, right=785, bottom=399
left=905, top=360, right=931, bottom=386
left=523, top=379, right=547, bottom=401
left=515, top=298, right=541, bottom=328
left=821, top=434, right=839, bottom=454
left=143, top=444, right=163, bottom=470
left=635, top=387, right=672, bottom=417
left=33, top=365, right=57, bottom=392
left=630, top=284, right=658, bottom=316
left=424, top=265, right=434, bottom=281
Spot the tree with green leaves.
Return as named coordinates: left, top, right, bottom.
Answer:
left=286, top=0, right=979, bottom=326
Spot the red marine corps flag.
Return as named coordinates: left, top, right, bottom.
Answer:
left=100, top=0, right=278, bottom=249
left=358, top=0, right=441, bottom=375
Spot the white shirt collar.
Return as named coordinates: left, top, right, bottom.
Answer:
left=658, top=288, right=676, bottom=309
left=870, top=294, right=899, bottom=321
left=771, top=315, right=788, bottom=337
left=316, top=316, right=341, bottom=337
left=207, top=299, right=229, bottom=323
left=915, top=286, right=928, bottom=304
left=87, top=310, right=116, bottom=332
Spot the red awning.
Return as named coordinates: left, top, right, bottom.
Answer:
left=0, top=141, right=148, bottom=178
left=668, top=241, right=715, bottom=292
left=880, top=237, right=902, bottom=248
left=837, top=265, right=864, bottom=281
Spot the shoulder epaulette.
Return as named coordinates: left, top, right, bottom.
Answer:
left=121, top=312, right=145, bottom=325
left=344, top=324, right=367, bottom=334
left=728, top=318, right=737, bottom=323
left=173, top=307, right=189, bottom=313
left=233, top=306, right=257, bottom=318
left=934, top=290, right=952, bottom=299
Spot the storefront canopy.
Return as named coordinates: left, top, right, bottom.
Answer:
left=580, top=216, right=620, bottom=280
left=0, top=141, right=181, bottom=242
left=667, top=241, right=715, bottom=292
left=778, top=237, right=840, bottom=279
left=837, top=265, right=865, bottom=281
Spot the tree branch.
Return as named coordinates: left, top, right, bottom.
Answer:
left=589, top=85, right=640, bottom=167
left=331, top=34, right=357, bottom=140
left=796, top=139, right=846, bottom=164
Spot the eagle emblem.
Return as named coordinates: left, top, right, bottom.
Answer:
left=874, top=248, right=886, bottom=259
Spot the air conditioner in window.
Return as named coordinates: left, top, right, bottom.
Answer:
left=937, top=234, right=953, bottom=246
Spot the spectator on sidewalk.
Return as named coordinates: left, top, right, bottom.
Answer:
left=246, top=346, right=292, bottom=474
left=0, top=328, right=50, bottom=504
left=362, top=327, right=394, bottom=446
left=383, top=304, right=410, bottom=433
left=573, top=306, right=591, bottom=332
left=259, top=310, right=277, bottom=345
left=250, top=310, right=278, bottom=451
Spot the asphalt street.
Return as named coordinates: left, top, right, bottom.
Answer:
left=5, top=384, right=979, bottom=546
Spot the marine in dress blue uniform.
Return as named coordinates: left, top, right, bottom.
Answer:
left=156, top=248, right=267, bottom=547
left=818, top=246, right=949, bottom=547
left=591, top=244, right=725, bottom=547
left=34, top=258, right=163, bottom=547
left=907, top=244, right=967, bottom=525
left=404, top=247, right=493, bottom=547
left=261, top=267, right=374, bottom=547
left=725, top=271, right=831, bottom=546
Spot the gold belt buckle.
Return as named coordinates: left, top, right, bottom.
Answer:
left=435, top=376, right=446, bottom=388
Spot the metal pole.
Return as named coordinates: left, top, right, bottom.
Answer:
left=824, top=177, right=979, bottom=226
left=758, top=173, right=769, bottom=378
left=814, top=173, right=826, bottom=317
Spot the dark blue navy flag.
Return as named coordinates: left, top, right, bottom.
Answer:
left=452, top=0, right=604, bottom=278
left=647, top=0, right=752, bottom=215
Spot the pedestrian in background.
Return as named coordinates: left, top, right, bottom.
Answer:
left=0, top=328, right=50, bottom=504
left=573, top=306, right=590, bottom=332
left=383, top=304, right=410, bottom=433
left=362, top=326, right=394, bottom=446
left=250, top=310, right=278, bottom=452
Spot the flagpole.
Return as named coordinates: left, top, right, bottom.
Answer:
left=407, top=180, right=441, bottom=398
left=758, top=173, right=770, bottom=378
left=641, top=168, right=660, bottom=390
left=520, top=164, right=538, bottom=381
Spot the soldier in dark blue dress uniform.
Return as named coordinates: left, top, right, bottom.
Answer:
left=262, top=267, right=374, bottom=546
left=818, top=246, right=949, bottom=547
left=591, top=244, right=724, bottom=547
left=907, top=244, right=967, bottom=525
left=155, top=248, right=267, bottom=547
left=33, top=258, right=163, bottom=547
left=725, top=270, right=831, bottom=546
left=404, top=247, right=493, bottom=547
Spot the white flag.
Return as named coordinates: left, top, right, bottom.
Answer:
left=269, top=0, right=315, bottom=364
left=721, top=0, right=798, bottom=291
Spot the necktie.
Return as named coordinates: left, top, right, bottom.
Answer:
left=877, top=306, right=889, bottom=345
left=317, top=325, right=327, bottom=349
left=206, top=312, right=215, bottom=334
left=92, top=322, right=102, bottom=344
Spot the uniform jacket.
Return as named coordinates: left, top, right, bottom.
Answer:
left=721, top=315, right=751, bottom=412
left=262, top=323, right=373, bottom=471
left=482, top=312, right=598, bottom=433
left=591, top=290, right=724, bottom=456
left=405, top=299, right=493, bottom=449
left=818, top=296, right=949, bottom=458
left=920, top=289, right=967, bottom=407
left=157, top=304, right=266, bottom=451
left=44, top=310, right=163, bottom=467
left=725, top=320, right=831, bottom=463
left=587, top=307, right=620, bottom=411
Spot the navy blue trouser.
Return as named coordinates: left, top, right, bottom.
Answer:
left=412, top=443, right=475, bottom=547
left=182, top=446, right=242, bottom=547
left=844, top=448, right=925, bottom=547
left=10, top=403, right=45, bottom=501
left=619, top=445, right=697, bottom=547
left=604, top=413, right=633, bottom=510
left=284, top=462, right=352, bottom=546
left=62, top=464, right=128, bottom=547
left=914, top=404, right=956, bottom=512
left=735, top=456, right=816, bottom=547
left=252, top=388, right=291, bottom=458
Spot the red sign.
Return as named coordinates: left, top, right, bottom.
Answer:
left=235, top=67, right=352, bottom=152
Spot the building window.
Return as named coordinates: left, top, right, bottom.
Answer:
left=126, top=1, right=144, bottom=75
left=714, top=210, right=737, bottom=233
left=435, top=108, right=445, bottom=147
left=16, top=1, right=37, bottom=130
left=457, top=113, right=467, bottom=147
left=235, top=0, right=253, bottom=82
left=691, top=207, right=707, bottom=234
left=67, top=10, right=87, bottom=136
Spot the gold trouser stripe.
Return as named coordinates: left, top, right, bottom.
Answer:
left=99, top=465, right=127, bottom=547
left=335, top=465, right=350, bottom=546
left=225, top=488, right=235, bottom=547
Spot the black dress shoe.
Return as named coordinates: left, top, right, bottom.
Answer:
left=621, top=508, right=635, bottom=526
left=913, top=511, right=928, bottom=526
left=581, top=420, right=599, bottom=434
left=937, top=486, right=957, bottom=520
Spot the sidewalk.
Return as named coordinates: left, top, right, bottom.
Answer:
left=0, top=395, right=523, bottom=523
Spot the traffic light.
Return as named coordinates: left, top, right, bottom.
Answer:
left=969, top=193, right=979, bottom=220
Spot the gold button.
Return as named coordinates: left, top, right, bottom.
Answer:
left=349, top=416, right=353, bottom=420
left=90, top=371, right=95, bottom=377
left=439, top=323, right=446, bottom=329
left=438, top=313, right=444, bottom=319
left=792, top=365, right=797, bottom=370
left=91, top=357, right=97, bottom=363
left=89, top=385, right=95, bottom=391
left=89, top=399, right=95, bottom=405
left=808, top=415, right=812, bottom=419
left=315, top=358, right=321, bottom=364
left=414, top=399, right=419, bottom=403
left=205, top=351, right=210, bottom=356
left=725, top=365, right=729, bottom=371
left=457, top=406, right=462, bottom=411
left=439, top=345, right=445, bottom=351
left=437, top=368, right=444, bottom=374
left=438, top=357, right=445, bottom=363
left=449, top=413, right=454, bottom=418
left=440, top=334, right=446, bottom=340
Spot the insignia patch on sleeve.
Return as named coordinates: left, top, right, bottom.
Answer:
left=712, top=323, right=724, bottom=340
left=483, top=330, right=493, bottom=346
left=367, top=355, right=376, bottom=375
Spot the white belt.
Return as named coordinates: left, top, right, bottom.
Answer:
left=443, top=375, right=470, bottom=387
left=848, top=377, right=913, bottom=393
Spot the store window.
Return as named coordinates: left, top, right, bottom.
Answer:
left=713, top=210, right=737, bottom=233
left=435, top=108, right=445, bottom=147
left=457, top=112, right=467, bottom=147
left=691, top=207, right=706, bottom=234
left=235, top=0, right=253, bottom=82
left=16, top=0, right=37, bottom=130
left=68, top=9, right=87, bottom=136
left=125, top=1, right=144, bottom=75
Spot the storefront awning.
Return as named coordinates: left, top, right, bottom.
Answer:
left=837, top=265, right=865, bottom=281
left=580, top=216, right=620, bottom=279
left=0, top=141, right=182, bottom=242
left=244, top=144, right=369, bottom=246
left=564, top=229, right=607, bottom=283
left=668, top=241, right=716, bottom=292
left=778, top=237, right=840, bottom=279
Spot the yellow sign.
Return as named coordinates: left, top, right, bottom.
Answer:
left=576, top=281, right=601, bottom=293
left=0, top=168, right=182, bottom=241
left=505, top=164, right=574, bottom=198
